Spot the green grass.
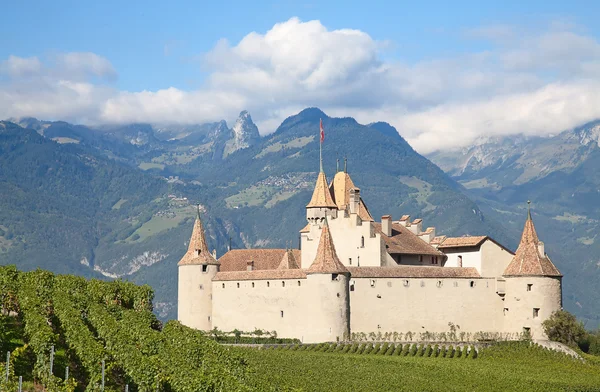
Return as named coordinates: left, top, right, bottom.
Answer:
left=225, top=185, right=277, bottom=208
left=234, top=343, right=600, bottom=392
left=111, top=198, right=128, bottom=210
left=126, top=205, right=194, bottom=242
left=138, top=162, right=165, bottom=171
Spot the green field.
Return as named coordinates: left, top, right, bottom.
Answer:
left=237, top=343, right=600, bottom=392
left=138, top=162, right=165, bottom=171
left=225, top=185, right=277, bottom=208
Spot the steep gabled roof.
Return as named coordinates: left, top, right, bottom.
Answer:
left=503, top=212, right=561, bottom=277
left=306, top=171, right=336, bottom=208
left=277, top=249, right=300, bottom=270
left=218, top=249, right=301, bottom=272
left=358, top=198, right=374, bottom=221
left=178, top=209, right=219, bottom=266
left=307, top=219, right=349, bottom=274
left=373, top=222, right=445, bottom=257
left=329, top=171, right=356, bottom=209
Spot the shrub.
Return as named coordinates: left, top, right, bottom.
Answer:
left=425, top=345, right=433, bottom=357
left=455, top=346, right=462, bottom=358
left=409, top=344, right=418, bottom=356
left=371, top=343, right=381, bottom=355
left=448, top=345, right=455, bottom=358
left=433, top=344, right=440, bottom=357
left=441, top=346, right=447, bottom=358
left=542, top=310, right=586, bottom=347
left=379, top=343, right=389, bottom=355
left=393, top=344, right=403, bottom=355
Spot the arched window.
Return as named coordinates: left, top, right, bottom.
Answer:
left=361, top=236, right=365, bottom=248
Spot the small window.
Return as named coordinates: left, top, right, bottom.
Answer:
left=419, top=255, right=423, bottom=263
left=533, top=308, right=540, bottom=318
left=436, top=280, right=442, bottom=288
left=222, top=283, right=225, bottom=289
left=267, top=281, right=270, bottom=287
left=503, top=308, right=508, bottom=316
left=252, top=282, right=255, bottom=288
left=199, top=284, right=204, bottom=290
left=523, top=327, right=531, bottom=335
left=332, top=273, right=339, bottom=281
left=208, top=316, right=211, bottom=322
left=403, top=280, right=409, bottom=287
left=527, top=284, right=533, bottom=292
left=202, top=265, right=208, bottom=273
left=361, top=236, right=365, bottom=248
left=350, top=283, right=355, bottom=291
left=349, top=258, right=352, bottom=265
left=387, top=281, right=392, bottom=288
left=297, top=280, right=301, bottom=286
left=420, top=280, right=425, bottom=287
left=236, top=283, right=240, bottom=288
left=282, top=281, right=285, bottom=287
left=280, top=310, right=284, bottom=318
left=196, top=249, right=201, bottom=256
left=337, top=292, right=341, bottom=298
left=470, top=281, right=476, bottom=288
left=453, top=281, right=458, bottom=287
left=370, top=279, right=376, bottom=288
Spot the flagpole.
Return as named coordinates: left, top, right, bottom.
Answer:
left=319, top=118, right=323, bottom=173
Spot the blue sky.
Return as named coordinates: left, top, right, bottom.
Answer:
left=2, top=0, right=600, bottom=152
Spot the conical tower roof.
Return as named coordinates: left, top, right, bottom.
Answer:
left=307, top=171, right=336, bottom=208
left=307, top=219, right=349, bottom=274
left=503, top=206, right=561, bottom=277
left=178, top=207, right=220, bottom=266
left=277, top=249, right=300, bottom=270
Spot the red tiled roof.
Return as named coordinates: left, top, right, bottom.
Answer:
left=178, top=212, right=219, bottom=266
left=213, top=269, right=307, bottom=281
left=218, top=249, right=301, bottom=272
left=438, top=236, right=488, bottom=248
left=347, top=266, right=480, bottom=278
left=503, top=215, right=561, bottom=277
left=373, top=222, right=445, bottom=257
left=307, top=219, right=349, bottom=274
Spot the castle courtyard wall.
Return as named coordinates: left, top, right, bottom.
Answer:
left=349, top=277, right=505, bottom=335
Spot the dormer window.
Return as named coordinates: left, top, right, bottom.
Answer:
left=196, top=249, right=201, bottom=256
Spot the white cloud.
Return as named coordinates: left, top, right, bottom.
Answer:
left=1, top=55, right=42, bottom=77
left=1, top=19, right=600, bottom=154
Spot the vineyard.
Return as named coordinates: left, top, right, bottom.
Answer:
left=2, top=264, right=600, bottom=392
left=0, top=265, right=258, bottom=391
left=236, top=342, right=600, bottom=391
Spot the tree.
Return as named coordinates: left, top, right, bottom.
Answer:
left=542, top=310, right=586, bottom=347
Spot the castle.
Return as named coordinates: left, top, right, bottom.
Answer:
left=178, top=161, right=562, bottom=343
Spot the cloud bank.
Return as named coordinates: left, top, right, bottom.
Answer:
left=1, top=18, right=600, bottom=153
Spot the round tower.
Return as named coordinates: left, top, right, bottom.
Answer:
left=304, top=218, right=350, bottom=343
left=503, top=203, right=562, bottom=340
left=177, top=206, right=220, bottom=331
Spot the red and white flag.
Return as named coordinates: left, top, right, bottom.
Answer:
left=320, top=118, right=325, bottom=143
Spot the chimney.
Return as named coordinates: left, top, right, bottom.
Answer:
left=246, top=260, right=254, bottom=271
left=398, top=215, right=410, bottom=227
left=538, top=241, right=545, bottom=256
left=418, top=227, right=436, bottom=243
left=228, top=236, right=232, bottom=251
left=408, top=219, right=423, bottom=235
left=349, top=188, right=360, bottom=214
left=381, top=215, right=392, bottom=236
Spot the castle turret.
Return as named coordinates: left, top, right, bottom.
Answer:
left=503, top=202, right=562, bottom=339
left=177, top=206, right=220, bottom=331
left=304, top=219, right=350, bottom=342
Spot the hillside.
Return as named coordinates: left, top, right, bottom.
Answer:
left=0, top=109, right=533, bottom=321
left=428, top=120, right=600, bottom=328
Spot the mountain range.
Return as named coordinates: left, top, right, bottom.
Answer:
left=1, top=109, right=598, bottom=327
